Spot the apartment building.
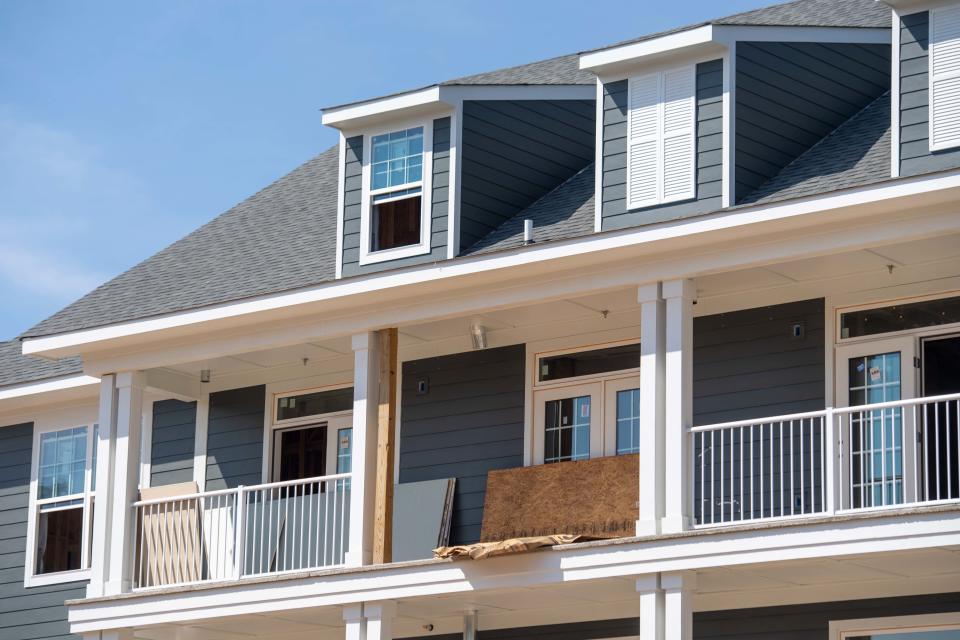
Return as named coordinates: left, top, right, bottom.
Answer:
left=2, top=1, right=960, bottom=638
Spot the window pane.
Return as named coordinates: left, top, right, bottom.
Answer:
left=277, top=388, right=353, bottom=421
left=336, top=428, right=352, bottom=474
left=616, top=388, right=641, bottom=455
left=539, top=344, right=640, bottom=382
left=371, top=194, right=421, bottom=251
left=36, top=505, right=83, bottom=574
left=370, top=126, right=424, bottom=190
left=544, top=395, right=591, bottom=463
left=38, top=427, right=87, bottom=500
left=276, top=426, right=326, bottom=482
left=840, top=295, right=960, bottom=338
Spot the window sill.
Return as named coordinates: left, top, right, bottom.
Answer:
left=358, top=240, right=431, bottom=266
left=24, top=568, right=91, bottom=588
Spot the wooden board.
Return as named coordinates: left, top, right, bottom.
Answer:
left=373, top=327, right=398, bottom=564
left=480, top=454, right=639, bottom=541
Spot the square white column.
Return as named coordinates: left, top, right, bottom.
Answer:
left=365, top=602, right=396, bottom=640
left=662, top=572, right=696, bottom=640
left=348, top=333, right=381, bottom=566
left=344, top=604, right=365, bottom=640
left=87, top=374, right=118, bottom=598
left=637, top=283, right=666, bottom=536
left=105, top=372, right=146, bottom=595
left=636, top=575, right=663, bottom=640
left=662, top=279, right=694, bottom=534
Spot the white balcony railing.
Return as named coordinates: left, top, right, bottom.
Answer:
left=132, top=473, right=350, bottom=590
left=692, top=393, right=960, bottom=527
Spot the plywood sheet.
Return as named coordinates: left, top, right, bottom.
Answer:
left=480, top=455, right=638, bottom=541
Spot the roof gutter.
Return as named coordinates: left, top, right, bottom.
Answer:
left=20, top=169, right=960, bottom=362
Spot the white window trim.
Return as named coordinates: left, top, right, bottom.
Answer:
left=530, top=339, right=641, bottom=465
left=929, top=4, right=960, bottom=152
left=264, top=383, right=354, bottom=481
left=830, top=611, right=960, bottom=639
left=358, top=119, right=434, bottom=266
left=626, top=63, right=697, bottom=211
left=24, top=419, right=97, bottom=588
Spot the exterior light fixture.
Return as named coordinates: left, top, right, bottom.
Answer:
left=200, top=369, right=211, bottom=383
left=470, top=324, right=487, bottom=350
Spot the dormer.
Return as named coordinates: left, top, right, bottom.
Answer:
left=888, top=0, right=960, bottom=177
left=322, top=63, right=596, bottom=278
left=580, top=0, right=892, bottom=232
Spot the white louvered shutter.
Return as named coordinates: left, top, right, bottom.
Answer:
left=661, top=66, right=696, bottom=203
left=627, top=65, right=696, bottom=209
left=931, top=5, right=960, bottom=151
left=627, top=73, right=660, bottom=208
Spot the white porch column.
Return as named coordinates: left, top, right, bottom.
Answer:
left=365, top=602, right=396, bottom=640
left=344, top=604, right=365, bottom=640
left=637, top=283, right=666, bottom=536
left=662, top=279, right=695, bottom=534
left=105, top=372, right=145, bottom=595
left=636, top=572, right=695, bottom=640
left=348, top=333, right=381, bottom=566
left=87, top=375, right=118, bottom=598
left=662, top=572, right=695, bottom=640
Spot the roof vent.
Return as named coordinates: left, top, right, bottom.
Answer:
left=523, top=219, right=534, bottom=245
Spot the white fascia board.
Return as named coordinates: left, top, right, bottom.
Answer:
left=579, top=25, right=716, bottom=73
left=0, top=375, right=99, bottom=404
left=321, top=86, right=445, bottom=129
left=66, top=508, right=960, bottom=632
left=22, top=170, right=960, bottom=361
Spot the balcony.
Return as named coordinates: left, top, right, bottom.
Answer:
left=692, top=393, right=960, bottom=527
left=132, top=473, right=350, bottom=590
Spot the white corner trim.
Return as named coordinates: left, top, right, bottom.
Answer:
left=892, top=8, right=902, bottom=179
left=322, top=86, right=443, bottom=128
left=335, top=131, right=347, bottom=280
left=22, top=167, right=960, bottom=361
left=594, top=78, right=604, bottom=233
left=447, top=101, right=463, bottom=259
left=722, top=47, right=734, bottom=207
left=140, top=399, right=154, bottom=489
left=0, top=374, right=100, bottom=403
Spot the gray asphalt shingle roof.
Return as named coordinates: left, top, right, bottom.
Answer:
left=585, top=0, right=890, bottom=55
left=18, top=0, right=901, bottom=347
left=26, top=146, right=340, bottom=339
left=0, top=340, right=82, bottom=389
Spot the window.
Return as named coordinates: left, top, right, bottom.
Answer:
left=930, top=5, right=960, bottom=152
left=840, top=294, right=960, bottom=339
left=277, top=387, right=353, bottom=421
left=359, top=124, right=432, bottom=264
left=269, top=386, right=354, bottom=482
left=830, top=612, right=960, bottom=640
left=532, top=342, right=641, bottom=465
left=627, top=65, right=696, bottom=210
left=336, top=428, right=352, bottom=474
left=28, top=423, right=98, bottom=584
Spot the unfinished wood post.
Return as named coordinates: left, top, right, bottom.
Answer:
left=373, top=328, right=398, bottom=564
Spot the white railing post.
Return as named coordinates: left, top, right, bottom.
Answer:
left=824, top=407, right=838, bottom=515
left=903, top=402, right=919, bottom=504
left=233, top=485, right=246, bottom=580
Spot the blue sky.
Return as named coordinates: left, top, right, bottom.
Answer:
left=0, top=0, right=769, bottom=340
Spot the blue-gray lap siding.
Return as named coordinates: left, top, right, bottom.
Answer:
left=0, top=423, right=85, bottom=640
left=900, top=11, right=960, bottom=176
left=398, top=344, right=525, bottom=545
left=735, top=42, right=890, bottom=203
left=601, top=60, right=724, bottom=231
left=340, top=118, right=450, bottom=277
left=205, top=385, right=266, bottom=490
left=692, top=299, right=826, bottom=524
left=458, top=100, right=595, bottom=251
left=399, top=592, right=960, bottom=639
left=150, top=399, right=197, bottom=487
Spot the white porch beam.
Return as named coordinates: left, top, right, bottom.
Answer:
left=348, top=333, right=381, bottom=566
left=637, top=283, right=665, bottom=536
left=662, top=279, right=694, bottom=534
left=105, top=372, right=146, bottom=595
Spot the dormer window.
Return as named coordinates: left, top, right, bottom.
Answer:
left=626, top=65, right=696, bottom=210
left=359, top=123, right=433, bottom=265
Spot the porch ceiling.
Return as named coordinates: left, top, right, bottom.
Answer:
left=129, top=546, right=960, bottom=640
left=153, top=231, right=960, bottom=384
